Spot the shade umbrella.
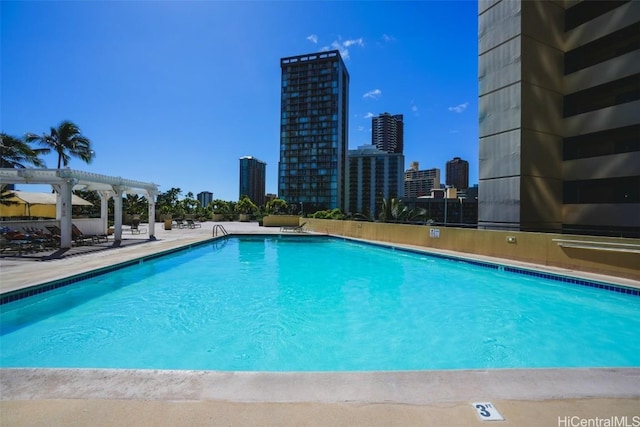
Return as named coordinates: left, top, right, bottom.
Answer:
left=0, top=191, right=92, bottom=218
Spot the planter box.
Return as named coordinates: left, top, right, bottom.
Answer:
left=262, top=215, right=300, bottom=227
left=212, top=214, right=224, bottom=222
left=239, top=214, right=251, bottom=222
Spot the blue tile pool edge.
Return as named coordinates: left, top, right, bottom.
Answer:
left=0, top=234, right=327, bottom=305
left=1, top=233, right=638, bottom=305
left=334, top=235, right=640, bottom=297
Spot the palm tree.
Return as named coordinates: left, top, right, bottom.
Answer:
left=124, top=194, right=148, bottom=215
left=0, top=133, right=47, bottom=168
left=25, top=121, right=94, bottom=168
left=378, top=197, right=408, bottom=222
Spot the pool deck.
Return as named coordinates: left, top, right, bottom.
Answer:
left=1, top=221, right=639, bottom=426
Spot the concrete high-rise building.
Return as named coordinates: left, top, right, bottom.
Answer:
left=278, top=50, right=350, bottom=212
left=196, top=191, right=213, bottom=208
left=446, top=157, right=470, bottom=191
left=347, top=145, right=405, bottom=219
left=239, top=156, right=266, bottom=206
left=478, top=0, right=639, bottom=237
left=372, top=113, right=404, bottom=154
left=404, top=162, right=441, bottom=198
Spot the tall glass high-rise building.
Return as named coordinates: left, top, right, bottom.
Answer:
left=196, top=191, right=213, bottom=208
left=372, top=113, right=404, bottom=154
left=239, top=156, right=266, bottom=206
left=446, top=157, right=469, bottom=191
left=278, top=50, right=350, bottom=212
left=348, top=145, right=405, bottom=219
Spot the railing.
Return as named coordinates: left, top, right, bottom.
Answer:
left=552, top=239, right=640, bottom=254
left=212, top=224, right=228, bottom=237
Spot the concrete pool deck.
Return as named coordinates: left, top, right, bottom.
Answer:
left=1, top=221, right=639, bottom=426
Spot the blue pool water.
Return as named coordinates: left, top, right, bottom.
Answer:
left=1, top=236, right=639, bottom=371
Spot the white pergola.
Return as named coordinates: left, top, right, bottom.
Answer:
left=0, top=168, right=159, bottom=248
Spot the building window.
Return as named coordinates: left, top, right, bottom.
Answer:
left=564, top=176, right=640, bottom=204
left=564, top=0, right=629, bottom=32
left=563, top=74, right=640, bottom=117
left=563, top=125, right=640, bottom=160
left=564, top=22, right=640, bottom=75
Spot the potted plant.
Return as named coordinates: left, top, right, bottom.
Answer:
left=235, top=195, right=257, bottom=222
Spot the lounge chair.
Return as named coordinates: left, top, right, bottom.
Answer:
left=71, top=224, right=96, bottom=245
left=185, top=219, right=201, bottom=229
left=173, top=219, right=187, bottom=229
left=23, top=226, right=59, bottom=248
left=0, top=229, right=43, bottom=254
left=280, top=222, right=307, bottom=233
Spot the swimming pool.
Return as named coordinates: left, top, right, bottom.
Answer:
left=1, top=235, right=639, bottom=371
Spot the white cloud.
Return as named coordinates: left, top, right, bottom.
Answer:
left=306, top=34, right=318, bottom=44
left=364, top=112, right=375, bottom=119
left=382, top=34, right=395, bottom=42
left=448, top=102, right=469, bottom=113
left=343, top=38, right=364, bottom=48
left=321, top=36, right=365, bottom=60
left=357, top=125, right=365, bottom=131
left=411, top=101, right=419, bottom=116
left=363, top=89, right=382, bottom=99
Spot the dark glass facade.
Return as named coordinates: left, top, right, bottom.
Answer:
left=372, top=113, right=404, bottom=154
left=239, top=156, right=266, bottom=206
left=278, top=51, right=349, bottom=212
left=347, top=146, right=404, bottom=219
left=446, top=157, right=470, bottom=191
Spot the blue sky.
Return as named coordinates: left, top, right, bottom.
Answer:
left=1, top=1, right=478, bottom=202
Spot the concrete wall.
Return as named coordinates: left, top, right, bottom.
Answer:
left=303, top=218, right=640, bottom=281
left=262, top=215, right=301, bottom=227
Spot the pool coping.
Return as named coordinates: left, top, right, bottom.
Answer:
left=2, top=367, right=640, bottom=403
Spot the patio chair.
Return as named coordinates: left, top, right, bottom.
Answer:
left=71, top=224, right=98, bottom=245
left=1, top=228, right=43, bottom=254
left=131, top=219, right=141, bottom=234
left=174, top=219, right=187, bottom=229
left=280, top=222, right=307, bottom=233
left=23, top=226, right=59, bottom=248
left=185, top=219, right=201, bottom=229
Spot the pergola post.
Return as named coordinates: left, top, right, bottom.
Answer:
left=52, top=180, right=75, bottom=249
left=147, top=190, right=157, bottom=240
left=113, top=186, right=124, bottom=244
left=98, top=190, right=113, bottom=237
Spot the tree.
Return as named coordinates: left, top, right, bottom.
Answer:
left=179, top=193, right=200, bottom=215
left=124, top=194, right=147, bottom=215
left=25, top=121, right=94, bottom=168
left=0, top=133, right=47, bottom=168
left=235, top=195, right=258, bottom=215
left=156, top=187, right=181, bottom=215
left=210, top=199, right=230, bottom=214
left=378, top=197, right=426, bottom=223
left=265, top=198, right=288, bottom=215
left=378, top=198, right=408, bottom=222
